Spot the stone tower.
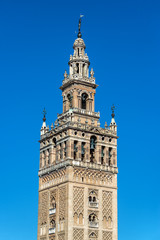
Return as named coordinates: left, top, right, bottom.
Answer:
left=37, top=22, right=118, bottom=240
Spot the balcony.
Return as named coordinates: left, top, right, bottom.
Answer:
left=49, top=228, right=55, bottom=234
left=49, top=208, right=56, bottom=215
left=89, top=221, right=99, bottom=228
left=89, top=201, right=99, bottom=208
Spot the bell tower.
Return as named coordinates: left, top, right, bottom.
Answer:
left=37, top=19, right=118, bottom=240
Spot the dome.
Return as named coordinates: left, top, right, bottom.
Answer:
left=73, top=38, right=86, bottom=49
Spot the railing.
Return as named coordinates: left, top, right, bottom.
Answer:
left=89, top=202, right=99, bottom=208
left=49, top=228, right=55, bottom=234
left=49, top=208, right=56, bottom=215
left=72, top=108, right=100, bottom=117
left=89, top=221, right=99, bottom=228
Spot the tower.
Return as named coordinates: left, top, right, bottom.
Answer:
left=37, top=20, right=118, bottom=240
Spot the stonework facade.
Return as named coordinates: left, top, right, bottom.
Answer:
left=37, top=32, right=118, bottom=240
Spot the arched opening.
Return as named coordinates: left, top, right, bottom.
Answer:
left=90, top=136, right=97, bottom=163
left=74, top=141, right=78, bottom=160
left=81, top=93, right=88, bottom=110
left=89, top=213, right=98, bottom=227
left=50, top=219, right=56, bottom=228
left=67, top=94, right=73, bottom=109
left=52, top=138, right=56, bottom=148
left=103, top=216, right=107, bottom=229
left=74, top=213, right=78, bottom=224
left=81, top=142, right=85, bottom=161
left=109, top=147, right=112, bottom=166
left=101, top=146, right=105, bottom=164
left=79, top=213, right=83, bottom=225
left=108, top=216, right=112, bottom=228
left=88, top=190, right=98, bottom=207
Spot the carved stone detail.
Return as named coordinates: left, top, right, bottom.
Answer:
left=42, top=169, right=66, bottom=184
left=59, top=186, right=66, bottom=220
left=102, top=231, right=112, bottom=240
left=39, top=191, right=48, bottom=225
left=73, top=187, right=84, bottom=215
left=58, top=233, right=65, bottom=240
left=102, top=191, right=112, bottom=219
left=73, top=228, right=84, bottom=240
left=73, top=168, right=112, bottom=185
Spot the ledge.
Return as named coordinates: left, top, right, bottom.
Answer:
left=38, top=159, right=118, bottom=177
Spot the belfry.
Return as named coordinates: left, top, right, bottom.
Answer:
left=37, top=19, right=118, bottom=240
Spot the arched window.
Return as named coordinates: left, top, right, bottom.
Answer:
left=67, top=94, right=73, bottom=109
left=50, top=219, right=56, bottom=228
left=81, top=93, right=88, bottom=109
left=88, top=190, right=98, bottom=207
left=89, top=213, right=98, bottom=228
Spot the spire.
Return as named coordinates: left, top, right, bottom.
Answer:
left=110, top=105, right=117, bottom=132
left=41, top=108, right=47, bottom=135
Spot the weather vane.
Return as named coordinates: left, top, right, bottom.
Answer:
left=111, top=104, right=116, bottom=118
left=77, top=15, right=84, bottom=38
left=42, top=107, right=47, bottom=122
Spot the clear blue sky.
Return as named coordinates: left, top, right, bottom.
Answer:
left=0, top=0, right=160, bottom=239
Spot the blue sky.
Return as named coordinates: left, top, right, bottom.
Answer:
left=0, top=0, right=160, bottom=239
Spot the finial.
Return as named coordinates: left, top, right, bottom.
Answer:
left=111, top=104, right=116, bottom=118
left=42, top=108, right=47, bottom=122
left=77, top=15, right=84, bottom=38
left=90, top=68, right=94, bottom=78
left=104, top=122, right=108, bottom=129
left=51, top=123, right=54, bottom=130
left=64, top=70, right=67, bottom=79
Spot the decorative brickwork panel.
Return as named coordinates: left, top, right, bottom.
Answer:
left=42, top=169, right=66, bottom=184
left=59, top=186, right=66, bottom=220
left=102, top=191, right=112, bottom=219
left=102, top=231, right=112, bottom=240
left=73, top=228, right=84, bottom=240
left=58, top=233, right=65, bottom=240
left=73, top=187, right=84, bottom=215
left=73, top=168, right=112, bottom=185
left=40, top=191, right=48, bottom=224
